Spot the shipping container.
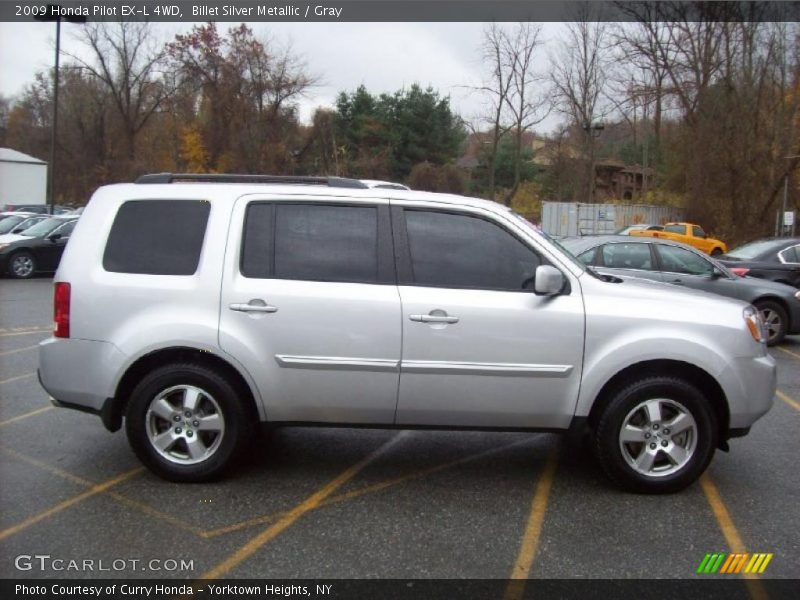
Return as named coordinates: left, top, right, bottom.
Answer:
left=540, top=202, right=685, bottom=237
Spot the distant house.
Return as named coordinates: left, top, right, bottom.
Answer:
left=594, top=160, right=655, bottom=201
left=0, top=148, right=47, bottom=207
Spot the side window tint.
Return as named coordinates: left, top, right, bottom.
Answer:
left=664, top=224, right=686, bottom=234
left=404, top=210, right=543, bottom=291
left=780, top=245, right=799, bottom=264
left=103, top=200, right=210, bottom=275
left=241, top=203, right=379, bottom=283
left=657, top=244, right=713, bottom=276
left=56, top=221, right=76, bottom=238
left=600, top=243, right=653, bottom=270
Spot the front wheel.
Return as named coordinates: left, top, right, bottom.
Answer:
left=755, top=300, right=787, bottom=346
left=125, top=363, right=253, bottom=482
left=8, top=251, right=36, bottom=279
left=594, top=376, right=717, bottom=494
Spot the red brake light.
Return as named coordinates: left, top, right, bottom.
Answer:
left=730, top=267, right=750, bottom=277
left=54, top=282, right=71, bottom=338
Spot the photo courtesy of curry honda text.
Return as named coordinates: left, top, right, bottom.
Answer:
left=37, top=174, right=777, bottom=494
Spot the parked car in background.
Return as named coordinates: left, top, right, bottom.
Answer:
left=2, top=204, right=72, bottom=215
left=0, top=215, right=79, bottom=278
left=563, top=235, right=800, bottom=345
left=38, top=173, right=776, bottom=494
left=631, top=222, right=727, bottom=255
left=718, top=237, right=800, bottom=289
left=615, top=224, right=664, bottom=235
left=361, top=179, right=411, bottom=190
left=0, top=214, right=47, bottom=236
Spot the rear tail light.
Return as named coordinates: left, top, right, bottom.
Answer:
left=54, top=282, right=71, bottom=338
left=730, top=267, right=750, bottom=277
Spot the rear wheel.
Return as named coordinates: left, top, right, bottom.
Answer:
left=125, top=363, right=253, bottom=482
left=594, top=376, right=717, bottom=494
left=755, top=300, right=787, bottom=346
left=710, top=248, right=723, bottom=256
left=8, top=251, right=36, bottom=279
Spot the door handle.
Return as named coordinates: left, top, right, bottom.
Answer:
left=230, top=300, right=278, bottom=313
left=409, top=314, right=459, bottom=324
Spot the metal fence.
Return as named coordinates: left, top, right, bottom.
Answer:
left=540, top=202, right=685, bottom=237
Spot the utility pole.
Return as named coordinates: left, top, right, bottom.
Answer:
left=34, top=5, right=86, bottom=215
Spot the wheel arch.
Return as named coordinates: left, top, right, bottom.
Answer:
left=586, top=359, right=730, bottom=446
left=109, top=346, right=262, bottom=432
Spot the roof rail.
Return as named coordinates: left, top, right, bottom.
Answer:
left=134, top=173, right=369, bottom=189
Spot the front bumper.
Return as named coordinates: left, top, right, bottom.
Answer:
left=718, top=354, right=776, bottom=430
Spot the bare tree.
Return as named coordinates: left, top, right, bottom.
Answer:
left=550, top=11, right=612, bottom=201
left=67, top=22, right=170, bottom=163
left=501, top=23, right=549, bottom=205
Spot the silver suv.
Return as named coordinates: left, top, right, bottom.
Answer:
left=38, top=174, right=776, bottom=493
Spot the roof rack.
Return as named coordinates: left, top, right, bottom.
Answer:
left=134, top=173, right=369, bottom=189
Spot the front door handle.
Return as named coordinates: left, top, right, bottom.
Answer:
left=230, top=299, right=278, bottom=313
left=409, top=314, right=459, bottom=324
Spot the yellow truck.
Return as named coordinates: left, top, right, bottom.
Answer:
left=630, top=222, right=728, bottom=255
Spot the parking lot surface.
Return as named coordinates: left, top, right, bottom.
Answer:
left=1, top=278, right=798, bottom=589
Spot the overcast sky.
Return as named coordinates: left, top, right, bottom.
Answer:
left=0, top=21, right=567, bottom=131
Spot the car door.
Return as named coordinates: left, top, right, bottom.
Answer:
left=594, top=241, right=664, bottom=282
left=653, top=242, right=739, bottom=295
left=35, top=220, right=75, bottom=271
left=392, top=205, right=584, bottom=429
left=219, top=196, right=401, bottom=424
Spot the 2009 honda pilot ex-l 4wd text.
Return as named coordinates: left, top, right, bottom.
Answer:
left=38, top=174, right=777, bottom=493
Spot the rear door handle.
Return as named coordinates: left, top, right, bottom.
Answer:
left=230, top=300, right=278, bottom=313
left=409, top=314, right=459, bottom=324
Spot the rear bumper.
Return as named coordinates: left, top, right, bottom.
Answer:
left=38, top=337, right=127, bottom=427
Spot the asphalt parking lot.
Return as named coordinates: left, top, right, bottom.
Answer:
left=1, top=278, right=798, bottom=591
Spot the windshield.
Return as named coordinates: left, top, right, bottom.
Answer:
left=0, top=215, right=27, bottom=234
left=508, top=211, right=586, bottom=272
left=725, top=239, right=790, bottom=260
left=19, top=217, right=69, bottom=237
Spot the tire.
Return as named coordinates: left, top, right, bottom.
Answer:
left=125, top=363, right=253, bottom=482
left=594, top=376, right=717, bottom=494
left=710, top=248, right=723, bottom=257
left=755, top=300, right=787, bottom=346
left=8, top=251, right=36, bottom=279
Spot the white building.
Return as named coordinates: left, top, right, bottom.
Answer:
left=0, top=148, right=47, bottom=208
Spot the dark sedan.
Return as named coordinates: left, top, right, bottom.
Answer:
left=0, top=216, right=79, bottom=279
left=562, top=235, right=800, bottom=345
left=717, top=237, right=800, bottom=288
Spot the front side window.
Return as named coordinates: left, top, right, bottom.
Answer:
left=656, top=244, right=714, bottom=276
left=241, top=203, right=380, bottom=283
left=52, top=220, right=76, bottom=238
left=600, top=243, right=653, bottom=270
left=692, top=225, right=706, bottom=238
left=664, top=224, right=686, bottom=234
left=403, top=210, right=543, bottom=291
left=103, top=200, right=210, bottom=275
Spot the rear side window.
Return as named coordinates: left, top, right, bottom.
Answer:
left=103, top=200, right=210, bottom=275
left=241, top=203, right=383, bottom=283
left=403, top=210, right=543, bottom=291
left=600, top=243, right=653, bottom=270
left=779, top=245, right=799, bottom=264
left=664, top=224, right=686, bottom=234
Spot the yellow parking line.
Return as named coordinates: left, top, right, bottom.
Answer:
left=0, top=372, right=35, bottom=385
left=0, top=344, right=38, bottom=357
left=775, top=345, right=800, bottom=361
left=0, top=329, right=50, bottom=338
left=504, top=447, right=559, bottom=600
left=201, top=433, right=404, bottom=579
left=777, top=389, right=800, bottom=412
left=0, top=406, right=53, bottom=427
left=203, top=437, right=531, bottom=539
left=0, top=467, right=144, bottom=541
left=0, top=444, right=204, bottom=537
left=699, top=474, right=768, bottom=600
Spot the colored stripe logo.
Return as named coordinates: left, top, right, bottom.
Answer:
left=697, top=553, right=773, bottom=574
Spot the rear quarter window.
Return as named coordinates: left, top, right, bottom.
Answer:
left=103, top=200, right=210, bottom=275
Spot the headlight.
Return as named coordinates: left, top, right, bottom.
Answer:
left=794, top=290, right=800, bottom=301
left=743, top=306, right=766, bottom=343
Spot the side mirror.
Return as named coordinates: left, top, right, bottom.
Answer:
left=710, top=267, right=724, bottom=279
left=48, top=233, right=62, bottom=242
left=12, top=227, right=24, bottom=234
left=534, top=265, right=565, bottom=296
